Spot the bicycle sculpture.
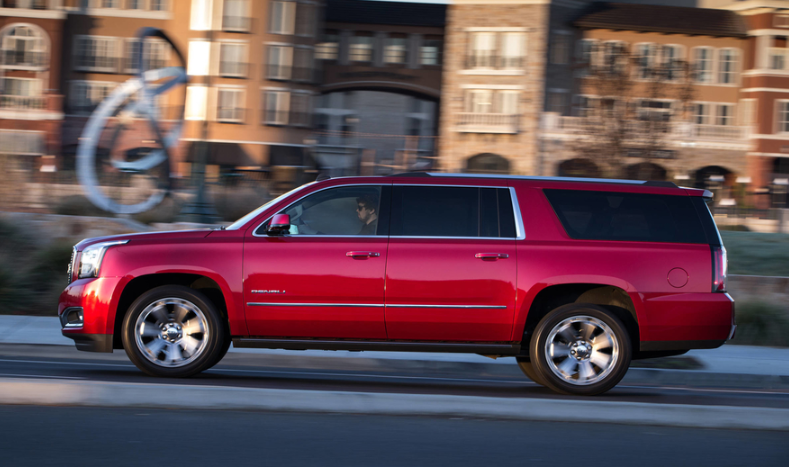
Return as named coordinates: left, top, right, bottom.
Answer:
left=76, top=28, right=187, bottom=214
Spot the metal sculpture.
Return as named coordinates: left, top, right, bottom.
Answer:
left=76, top=28, right=187, bottom=214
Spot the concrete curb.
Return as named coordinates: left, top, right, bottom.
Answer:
left=1, top=378, right=787, bottom=431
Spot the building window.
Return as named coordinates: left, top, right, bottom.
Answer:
left=316, top=32, right=338, bottom=61
left=267, top=45, right=293, bottom=80
left=223, top=0, right=251, bottom=32
left=191, top=0, right=213, bottom=30
left=601, top=41, right=627, bottom=75
left=464, top=89, right=518, bottom=115
left=551, top=33, right=570, bottom=65
left=70, top=81, right=115, bottom=115
left=716, top=104, right=734, bottom=126
left=295, top=2, right=316, bottom=37
left=637, top=100, right=673, bottom=122
left=74, top=36, right=119, bottom=72
left=661, top=44, right=683, bottom=81
left=127, top=0, right=144, bottom=9
left=501, top=33, right=525, bottom=68
left=124, top=38, right=169, bottom=73
left=185, top=85, right=207, bottom=120
left=693, top=103, right=710, bottom=125
left=264, top=90, right=290, bottom=125
left=547, top=91, right=567, bottom=114
left=718, top=48, right=737, bottom=85
left=769, top=38, right=788, bottom=71
left=778, top=101, right=789, bottom=133
left=420, top=38, right=442, bottom=66
left=290, top=92, right=311, bottom=126
left=384, top=36, right=407, bottom=64
left=349, top=35, right=373, bottom=62
left=219, top=42, right=247, bottom=77
left=693, top=47, right=713, bottom=84
left=217, top=88, right=244, bottom=123
left=635, top=43, right=657, bottom=79
left=467, top=32, right=525, bottom=69
left=1, top=25, right=46, bottom=69
left=151, top=0, right=167, bottom=11
left=468, top=32, right=495, bottom=68
left=187, top=41, right=210, bottom=76
left=99, top=0, right=120, bottom=7
left=575, top=96, right=597, bottom=118
left=0, top=130, right=44, bottom=157
left=270, top=1, right=296, bottom=35
left=293, top=47, right=313, bottom=81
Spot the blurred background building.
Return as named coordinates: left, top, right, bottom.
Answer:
left=2, top=0, right=789, bottom=213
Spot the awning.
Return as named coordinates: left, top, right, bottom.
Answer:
left=185, top=141, right=256, bottom=167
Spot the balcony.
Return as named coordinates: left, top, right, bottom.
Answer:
left=456, top=113, right=519, bottom=134
left=222, top=15, right=251, bottom=33
left=543, top=115, right=749, bottom=142
left=1, top=50, right=46, bottom=69
left=219, top=61, right=249, bottom=78
left=465, top=54, right=524, bottom=70
left=0, top=94, right=47, bottom=110
left=217, top=107, right=245, bottom=123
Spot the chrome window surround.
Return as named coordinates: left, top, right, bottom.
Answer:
left=251, top=183, right=526, bottom=240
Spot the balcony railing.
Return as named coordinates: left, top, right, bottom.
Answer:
left=222, top=15, right=251, bottom=32
left=122, top=57, right=168, bottom=74
left=267, top=64, right=291, bottom=80
left=2, top=50, right=46, bottom=68
left=465, top=54, right=524, bottom=70
left=217, top=107, right=245, bottom=123
left=545, top=116, right=749, bottom=142
left=74, top=56, right=120, bottom=73
left=0, top=95, right=47, bottom=110
left=2, top=0, right=49, bottom=9
left=219, top=61, right=249, bottom=78
left=456, top=113, right=519, bottom=134
left=262, top=110, right=312, bottom=127
left=291, top=66, right=314, bottom=82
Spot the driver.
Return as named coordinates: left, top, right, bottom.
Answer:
left=356, top=193, right=379, bottom=235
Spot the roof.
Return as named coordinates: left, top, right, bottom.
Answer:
left=574, top=2, right=748, bottom=38
left=325, top=0, right=446, bottom=28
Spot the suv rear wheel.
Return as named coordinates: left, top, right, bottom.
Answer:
left=515, top=358, right=546, bottom=387
left=530, top=304, right=631, bottom=396
left=122, top=285, right=226, bottom=377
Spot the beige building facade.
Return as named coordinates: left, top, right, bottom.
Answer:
left=438, top=0, right=551, bottom=175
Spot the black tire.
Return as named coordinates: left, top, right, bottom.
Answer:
left=516, top=357, right=546, bottom=387
left=530, top=303, right=632, bottom=396
left=122, top=285, right=226, bottom=378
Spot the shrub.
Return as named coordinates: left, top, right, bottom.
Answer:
left=730, top=302, right=789, bottom=347
left=53, top=195, right=112, bottom=218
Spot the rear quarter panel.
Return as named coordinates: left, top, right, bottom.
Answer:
left=512, top=183, right=729, bottom=343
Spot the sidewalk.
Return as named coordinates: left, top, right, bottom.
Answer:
left=2, top=315, right=788, bottom=378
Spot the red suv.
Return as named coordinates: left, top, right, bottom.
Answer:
left=59, top=174, right=735, bottom=395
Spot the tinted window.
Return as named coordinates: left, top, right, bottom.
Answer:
left=544, top=189, right=707, bottom=244
left=257, top=186, right=386, bottom=236
left=391, top=186, right=516, bottom=238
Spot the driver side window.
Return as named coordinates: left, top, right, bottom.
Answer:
left=277, top=185, right=385, bottom=236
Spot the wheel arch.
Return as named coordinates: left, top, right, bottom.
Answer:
left=516, top=283, right=641, bottom=355
left=112, top=272, right=234, bottom=350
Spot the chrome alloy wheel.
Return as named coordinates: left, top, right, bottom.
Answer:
left=134, top=298, right=209, bottom=368
left=544, top=315, right=619, bottom=386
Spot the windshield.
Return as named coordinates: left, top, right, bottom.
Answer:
left=225, top=183, right=316, bottom=230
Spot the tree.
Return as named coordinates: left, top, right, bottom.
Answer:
left=567, top=43, right=696, bottom=179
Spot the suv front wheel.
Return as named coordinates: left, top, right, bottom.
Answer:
left=530, top=304, right=631, bottom=396
left=122, top=285, right=226, bottom=377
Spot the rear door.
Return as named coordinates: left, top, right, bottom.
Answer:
left=384, top=184, right=520, bottom=341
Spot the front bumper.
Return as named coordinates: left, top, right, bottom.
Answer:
left=58, top=276, right=126, bottom=353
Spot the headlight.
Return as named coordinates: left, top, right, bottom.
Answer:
left=78, top=240, right=129, bottom=279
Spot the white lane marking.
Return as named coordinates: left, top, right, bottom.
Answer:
left=0, top=373, right=85, bottom=380
left=1, top=357, right=788, bottom=397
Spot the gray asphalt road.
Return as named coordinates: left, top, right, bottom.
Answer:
left=0, top=405, right=786, bottom=467
left=1, top=344, right=789, bottom=409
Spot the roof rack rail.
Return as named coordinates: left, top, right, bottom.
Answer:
left=642, top=180, right=679, bottom=188
left=390, top=172, right=432, bottom=177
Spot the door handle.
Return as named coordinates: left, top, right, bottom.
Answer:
left=346, top=251, right=380, bottom=258
left=475, top=253, right=509, bottom=260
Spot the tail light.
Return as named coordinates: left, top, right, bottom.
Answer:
left=711, top=245, right=727, bottom=293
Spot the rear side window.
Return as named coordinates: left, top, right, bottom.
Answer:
left=544, top=189, right=707, bottom=244
left=391, top=186, right=516, bottom=238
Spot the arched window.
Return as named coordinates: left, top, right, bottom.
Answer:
left=466, top=153, right=510, bottom=174
left=1, top=24, right=47, bottom=69
left=626, top=162, right=667, bottom=181
left=718, top=48, right=738, bottom=85
left=558, top=158, right=601, bottom=178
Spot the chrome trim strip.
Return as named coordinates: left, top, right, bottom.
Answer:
left=247, top=302, right=506, bottom=309
left=232, top=338, right=521, bottom=354
left=509, top=186, right=526, bottom=240
left=386, top=304, right=507, bottom=309
left=248, top=302, right=384, bottom=307
left=63, top=323, right=84, bottom=329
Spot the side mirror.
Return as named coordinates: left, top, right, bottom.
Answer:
left=266, top=214, right=291, bottom=236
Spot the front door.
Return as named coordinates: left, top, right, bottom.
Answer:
left=244, top=185, right=390, bottom=339
left=384, top=185, right=519, bottom=342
